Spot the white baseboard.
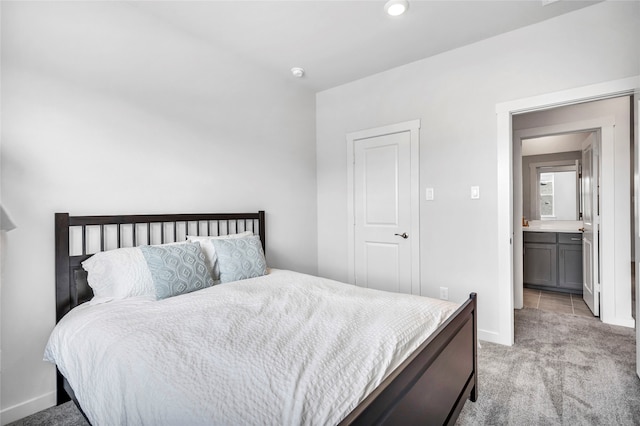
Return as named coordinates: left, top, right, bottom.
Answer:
left=603, top=317, right=636, bottom=329
left=478, top=328, right=509, bottom=345
left=1, top=391, right=56, bottom=426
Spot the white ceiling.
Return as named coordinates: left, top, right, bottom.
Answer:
left=129, top=0, right=602, bottom=92
left=522, top=132, right=591, bottom=156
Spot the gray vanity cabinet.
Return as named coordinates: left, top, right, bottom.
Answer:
left=558, top=233, right=583, bottom=291
left=523, top=233, right=557, bottom=288
left=524, top=232, right=583, bottom=293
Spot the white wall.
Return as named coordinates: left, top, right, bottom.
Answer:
left=0, top=2, right=317, bottom=423
left=316, top=1, right=639, bottom=342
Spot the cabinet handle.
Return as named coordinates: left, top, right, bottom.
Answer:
left=570, top=238, right=581, bottom=241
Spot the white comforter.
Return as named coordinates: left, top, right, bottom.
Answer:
left=45, top=269, right=459, bottom=426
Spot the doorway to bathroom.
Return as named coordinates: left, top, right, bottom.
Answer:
left=518, top=130, right=596, bottom=316
left=511, top=96, right=633, bottom=326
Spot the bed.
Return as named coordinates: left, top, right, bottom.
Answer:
left=49, top=211, right=477, bottom=425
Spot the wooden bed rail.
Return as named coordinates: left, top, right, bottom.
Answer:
left=340, top=293, right=478, bottom=425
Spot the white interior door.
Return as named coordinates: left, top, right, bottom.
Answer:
left=582, top=132, right=600, bottom=315
left=353, top=131, right=412, bottom=293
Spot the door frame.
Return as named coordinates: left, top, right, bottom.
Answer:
left=496, top=76, right=640, bottom=346
left=634, top=94, right=640, bottom=379
left=346, top=119, right=421, bottom=294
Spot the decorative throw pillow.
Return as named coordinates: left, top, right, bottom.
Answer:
left=210, top=235, right=267, bottom=283
left=188, top=231, right=253, bottom=281
left=140, top=242, right=214, bottom=300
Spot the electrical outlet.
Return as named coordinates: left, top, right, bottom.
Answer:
left=471, top=186, right=480, bottom=199
left=439, top=287, right=449, bottom=300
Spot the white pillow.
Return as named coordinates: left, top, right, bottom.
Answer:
left=82, top=241, right=189, bottom=299
left=188, top=231, right=253, bottom=281
left=82, top=247, right=154, bottom=299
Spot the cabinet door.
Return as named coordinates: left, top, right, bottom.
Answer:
left=558, top=244, right=583, bottom=291
left=523, top=243, right=557, bottom=287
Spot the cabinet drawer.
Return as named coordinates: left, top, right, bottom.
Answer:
left=558, top=233, right=583, bottom=244
left=523, top=232, right=556, bottom=243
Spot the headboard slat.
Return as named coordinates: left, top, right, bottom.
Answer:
left=81, top=225, right=86, bottom=256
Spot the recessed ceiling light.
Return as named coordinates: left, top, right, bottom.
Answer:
left=384, top=0, right=409, bottom=16
left=291, top=67, right=305, bottom=78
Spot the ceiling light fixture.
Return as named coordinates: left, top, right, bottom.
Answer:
left=291, top=67, right=305, bottom=78
left=384, top=0, right=409, bottom=16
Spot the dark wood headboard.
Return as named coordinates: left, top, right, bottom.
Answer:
left=54, top=211, right=266, bottom=323
left=54, top=211, right=265, bottom=406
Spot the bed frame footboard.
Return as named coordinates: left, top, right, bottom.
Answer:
left=340, top=293, right=478, bottom=425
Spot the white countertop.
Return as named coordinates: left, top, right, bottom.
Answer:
left=522, top=220, right=583, bottom=233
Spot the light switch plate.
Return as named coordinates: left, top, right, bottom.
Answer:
left=471, top=186, right=480, bottom=199
left=425, top=187, right=434, bottom=201
left=439, top=287, right=449, bottom=300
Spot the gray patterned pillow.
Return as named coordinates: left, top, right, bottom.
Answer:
left=211, top=235, right=267, bottom=283
left=140, top=242, right=214, bottom=300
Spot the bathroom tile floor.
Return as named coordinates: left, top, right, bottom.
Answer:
left=523, top=287, right=595, bottom=318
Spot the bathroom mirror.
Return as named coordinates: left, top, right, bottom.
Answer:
left=521, top=134, right=585, bottom=222
left=535, top=165, right=580, bottom=220
left=525, top=160, right=580, bottom=220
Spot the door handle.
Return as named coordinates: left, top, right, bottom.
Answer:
left=578, top=227, right=585, bottom=232
left=394, top=232, right=409, bottom=239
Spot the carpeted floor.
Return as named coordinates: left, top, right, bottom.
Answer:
left=457, top=308, right=640, bottom=425
left=6, top=402, right=87, bottom=426
left=8, top=308, right=639, bottom=425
